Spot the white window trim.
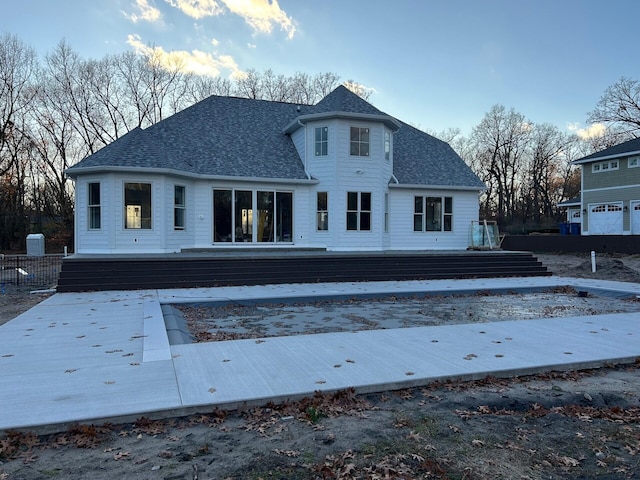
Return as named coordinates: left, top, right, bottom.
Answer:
left=349, top=126, right=370, bottom=157
left=314, top=126, right=328, bottom=156
left=174, top=185, right=186, bottom=231
left=629, top=156, right=639, bottom=168
left=592, top=159, right=619, bottom=173
left=123, top=181, right=154, bottom=231
left=88, top=182, right=101, bottom=231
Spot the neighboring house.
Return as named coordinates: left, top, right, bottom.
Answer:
left=65, top=86, right=485, bottom=254
left=557, top=197, right=582, bottom=230
left=572, top=137, right=640, bottom=235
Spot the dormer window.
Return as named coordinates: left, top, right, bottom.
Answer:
left=314, top=126, right=328, bottom=156
left=350, top=127, right=369, bottom=156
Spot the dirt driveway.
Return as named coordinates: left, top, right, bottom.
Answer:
left=1, top=253, right=640, bottom=479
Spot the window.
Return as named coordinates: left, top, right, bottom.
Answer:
left=384, top=193, right=389, bottom=232
left=124, top=182, right=152, bottom=229
left=350, top=127, right=369, bottom=156
left=592, top=160, right=619, bottom=172
left=174, top=185, right=185, bottom=230
left=88, top=182, right=101, bottom=230
left=317, top=192, right=328, bottom=230
left=384, top=130, right=391, bottom=161
left=629, top=156, right=639, bottom=168
left=414, top=196, right=453, bottom=232
left=314, top=126, right=328, bottom=156
left=346, top=192, right=371, bottom=231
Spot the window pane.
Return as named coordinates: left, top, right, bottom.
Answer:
left=214, top=189, right=232, bottom=242
left=235, top=190, right=252, bottom=242
left=444, top=197, right=452, bottom=214
left=350, top=143, right=360, bottom=156
left=317, top=212, right=328, bottom=231
left=360, top=212, right=371, bottom=231
left=444, top=215, right=452, bottom=231
left=426, top=197, right=442, bottom=231
left=350, top=127, right=359, bottom=142
left=317, top=191, right=327, bottom=210
left=124, top=182, right=151, bottom=229
left=89, top=183, right=100, bottom=206
left=276, top=192, right=293, bottom=242
left=414, top=214, right=423, bottom=232
left=257, top=191, right=274, bottom=242
left=360, top=128, right=369, bottom=143
left=361, top=192, right=371, bottom=211
left=89, top=206, right=101, bottom=229
left=414, top=197, right=423, bottom=213
left=347, top=192, right=358, bottom=211
left=174, top=208, right=185, bottom=229
left=360, top=143, right=369, bottom=156
left=174, top=185, right=185, bottom=206
left=347, top=212, right=358, bottom=230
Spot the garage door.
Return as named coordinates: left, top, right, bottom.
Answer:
left=632, top=201, right=640, bottom=234
left=589, top=203, right=623, bottom=234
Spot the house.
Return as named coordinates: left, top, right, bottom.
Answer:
left=556, top=197, right=582, bottom=234
left=572, top=137, right=640, bottom=235
left=65, top=86, right=485, bottom=254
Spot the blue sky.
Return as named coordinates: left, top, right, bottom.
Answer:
left=4, top=0, right=640, bottom=138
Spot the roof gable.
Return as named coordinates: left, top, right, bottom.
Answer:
left=310, top=85, right=385, bottom=116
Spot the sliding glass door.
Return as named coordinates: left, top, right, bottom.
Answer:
left=213, top=189, right=292, bottom=244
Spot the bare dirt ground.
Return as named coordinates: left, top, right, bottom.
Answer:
left=1, top=253, right=640, bottom=480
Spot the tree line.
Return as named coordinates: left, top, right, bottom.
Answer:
left=1, top=31, right=639, bottom=250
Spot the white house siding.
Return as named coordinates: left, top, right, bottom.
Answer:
left=164, top=177, right=196, bottom=252
left=75, top=176, right=112, bottom=253
left=305, top=119, right=392, bottom=251
left=388, top=188, right=479, bottom=250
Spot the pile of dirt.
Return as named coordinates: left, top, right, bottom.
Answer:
left=572, top=257, right=640, bottom=283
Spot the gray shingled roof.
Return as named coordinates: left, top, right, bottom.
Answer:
left=67, top=85, right=484, bottom=189
left=574, top=136, right=640, bottom=164
left=392, top=120, right=485, bottom=188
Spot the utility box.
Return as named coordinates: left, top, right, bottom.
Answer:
left=26, top=233, right=45, bottom=257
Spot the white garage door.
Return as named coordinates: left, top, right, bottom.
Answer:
left=589, top=203, right=623, bottom=235
left=632, top=201, right=640, bottom=235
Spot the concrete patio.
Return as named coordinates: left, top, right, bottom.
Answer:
left=1, top=275, right=639, bottom=432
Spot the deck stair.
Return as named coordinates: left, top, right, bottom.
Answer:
left=56, top=251, right=550, bottom=292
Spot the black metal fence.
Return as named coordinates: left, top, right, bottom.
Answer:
left=0, top=254, right=64, bottom=289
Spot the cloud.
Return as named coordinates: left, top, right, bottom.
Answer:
left=247, top=42, right=256, bottom=49
left=125, top=0, right=162, bottom=23
left=127, top=34, right=243, bottom=78
left=165, top=0, right=296, bottom=38
left=223, top=0, right=296, bottom=39
left=567, top=122, right=606, bottom=140
left=211, top=37, right=220, bottom=46
left=165, top=0, right=223, bottom=19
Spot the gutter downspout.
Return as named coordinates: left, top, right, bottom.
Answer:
left=391, top=173, right=399, bottom=184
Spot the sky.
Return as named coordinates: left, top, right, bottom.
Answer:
left=3, top=0, right=640, bottom=138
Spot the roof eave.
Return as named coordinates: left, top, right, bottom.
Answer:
left=388, top=182, right=486, bottom=192
left=283, top=111, right=402, bottom=134
left=573, top=149, right=640, bottom=165
left=65, top=166, right=319, bottom=185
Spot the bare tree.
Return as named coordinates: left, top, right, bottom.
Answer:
left=470, top=105, right=531, bottom=224
left=0, top=33, right=38, bottom=176
left=588, top=76, right=640, bottom=138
